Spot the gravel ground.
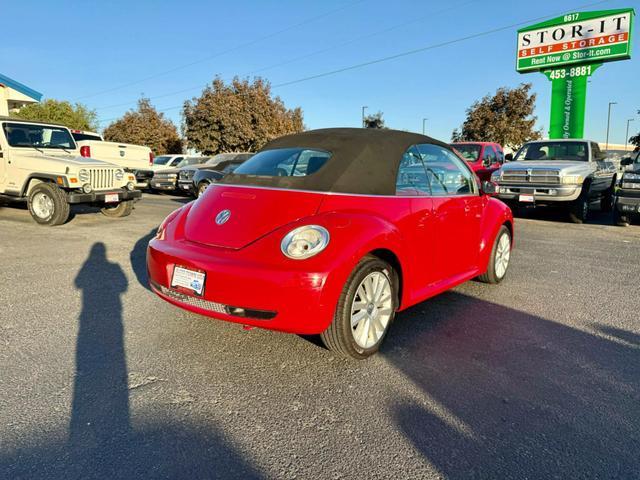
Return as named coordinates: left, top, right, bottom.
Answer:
left=0, top=193, right=639, bottom=479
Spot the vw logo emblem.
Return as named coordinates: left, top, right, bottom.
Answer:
left=215, top=209, right=231, bottom=225
left=119, top=150, right=125, bottom=157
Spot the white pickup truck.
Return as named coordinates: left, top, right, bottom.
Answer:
left=71, top=130, right=155, bottom=188
left=492, top=139, right=617, bottom=223
left=0, top=118, right=141, bottom=225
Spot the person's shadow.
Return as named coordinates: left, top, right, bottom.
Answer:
left=70, top=242, right=130, bottom=448
left=2, top=242, right=261, bottom=479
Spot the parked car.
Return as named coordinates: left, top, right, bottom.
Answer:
left=0, top=118, right=141, bottom=225
left=149, top=156, right=207, bottom=192
left=614, top=151, right=640, bottom=226
left=190, top=158, right=249, bottom=198
left=491, top=139, right=617, bottom=223
left=71, top=130, right=154, bottom=188
left=180, top=153, right=253, bottom=197
left=152, top=154, right=186, bottom=171
left=148, top=128, right=513, bottom=359
left=451, top=142, right=504, bottom=182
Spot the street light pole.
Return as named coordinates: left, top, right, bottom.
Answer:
left=605, top=101, right=617, bottom=151
left=625, top=118, right=635, bottom=151
left=422, top=118, right=428, bottom=135
left=361, top=106, right=368, bottom=128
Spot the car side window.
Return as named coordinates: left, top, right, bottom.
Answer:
left=415, top=144, right=477, bottom=196
left=395, top=146, right=431, bottom=196
left=496, top=148, right=504, bottom=164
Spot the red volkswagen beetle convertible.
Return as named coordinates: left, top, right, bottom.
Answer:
left=148, top=128, right=513, bottom=359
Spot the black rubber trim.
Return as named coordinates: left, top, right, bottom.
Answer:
left=67, top=189, right=142, bottom=204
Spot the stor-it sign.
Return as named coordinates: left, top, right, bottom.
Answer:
left=516, top=8, right=634, bottom=72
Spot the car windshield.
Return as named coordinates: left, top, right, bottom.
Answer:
left=3, top=122, right=76, bottom=150
left=178, top=157, right=205, bottom=167
left=514, top=142, right=588, bottom=161
left=233, top=148, right=331, bottom=177
left=452, top=144, right=481, bottom=162
left=153, top=156, right=174, bottom=165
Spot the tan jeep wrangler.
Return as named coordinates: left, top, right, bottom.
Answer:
left=0, top=117, right=142, bottom=226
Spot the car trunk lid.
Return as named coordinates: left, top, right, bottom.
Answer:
left=183, top=185, right=325, bottom=249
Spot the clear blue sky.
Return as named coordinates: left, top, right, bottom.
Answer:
left=2, top=0, right=638, bottom=144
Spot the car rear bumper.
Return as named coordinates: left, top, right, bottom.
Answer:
left=497, top=184, right=581, bottom=202
left=147, top=238, right=337, bottom=334
left=67, top=189, right=142, bottom=204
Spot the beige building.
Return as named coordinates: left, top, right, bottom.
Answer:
left=0, top=73, right=42, bottom=116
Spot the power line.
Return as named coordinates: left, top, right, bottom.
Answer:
left=76, top=0, right=365, bottom=101
left=97, top=0, right=613, bottom=125
left=93, top=0, right=481, bottom=112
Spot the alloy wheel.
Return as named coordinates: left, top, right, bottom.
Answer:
left=350, top=271, right=393, bottom=349
left=494, top=232, right=511, bottom=279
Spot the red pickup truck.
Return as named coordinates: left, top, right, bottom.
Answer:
left=451, top=142, right=505, bottom=182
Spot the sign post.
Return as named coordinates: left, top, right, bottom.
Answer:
left=516, top=9, right=634, bottom=139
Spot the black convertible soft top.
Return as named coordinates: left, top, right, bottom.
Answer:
left=219, top=128, right=451, bottom=195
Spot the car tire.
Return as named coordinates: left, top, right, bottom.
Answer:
left=320, top=256, right=397, bottom=359
left=27, top=182, right=70, bottom=226
left=101, top=200, right=134, bottom=218
left=197, top=182, right=209, bottom=198
left=568, top=187, right=590, bottom=224
left=600, top=185, right=614, bottom=213
left=477, top=225, right=512, bottom=284
left=613, top=209, right=629, bottom=227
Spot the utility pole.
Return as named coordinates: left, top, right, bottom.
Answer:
left=422, top=118, right=428, bottom=135
left=361, top=106, right=368, bottom=128
left=625, top=118, right=635, bottom=151
left=605, top=101, right=617, bottom=151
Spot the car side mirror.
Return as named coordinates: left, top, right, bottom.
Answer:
left=505, top=153, right=513, bottom=162
left=481, top=180, right=498, bottom=196
left=482, top=157, right=491, bottom=167
left=621, top=157, right=633, bottom=166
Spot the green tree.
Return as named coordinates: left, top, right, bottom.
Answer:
left=629, top=132, right=640, bottom=151
left=103, top=98, right=182, bottom=154
left=12, top=99, right=98, bottom=131
left=452, top=83, right=542, bottom=150
left=363, top=111, right=386, bottom=129
left=183, top=77, right=304, bottom=154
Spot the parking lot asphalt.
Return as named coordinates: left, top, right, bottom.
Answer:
left=1, top=193, right=639, bottom=479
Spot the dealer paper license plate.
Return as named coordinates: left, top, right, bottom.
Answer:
left=519, top=194, right=535, bottom=203
left=104, top=193, right=119, bottom=203
left=171, top=266, right=206, bottom=295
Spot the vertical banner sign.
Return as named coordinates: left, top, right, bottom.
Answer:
left=543, top=64, right=601, bottom=138
left=516, top=9, right=634, bottom=139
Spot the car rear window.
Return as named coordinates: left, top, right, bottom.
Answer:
left=72, top=132, right=102, bottom=142
left=233, top=148, right=331, bottom=177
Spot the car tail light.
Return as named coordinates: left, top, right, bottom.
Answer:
left=149, top=152, right=155, bottom=166
left=80, top=146, right=91, bottom=157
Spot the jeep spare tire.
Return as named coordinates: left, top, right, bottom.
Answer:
left=28, top=183, right=70, bottom=226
